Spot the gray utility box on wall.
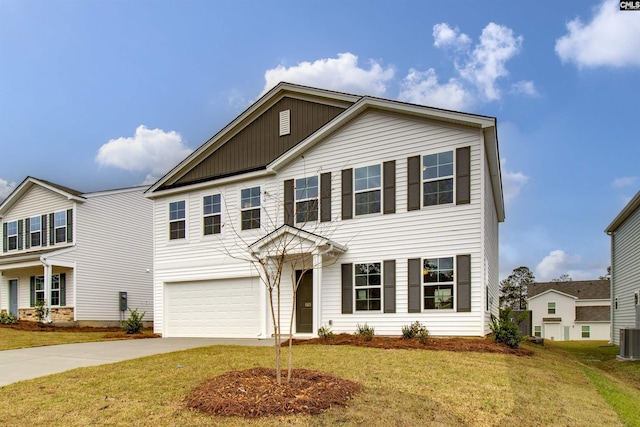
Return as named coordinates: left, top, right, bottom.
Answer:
left=119, top=292, right=128, bottom=312
left=618, top=328, right=640, bottom=361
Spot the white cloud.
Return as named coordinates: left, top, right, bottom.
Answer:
left=535, top=250, right=581, bottom=281
left=0, top=178, right=16, bottom=201
left=259, top=52, right=395, bottom=98
left=555, top=0, right=640, bottom=68
left=612, top=176, right=639, bottom=188
left=95, top=125, right=192, bottom=177
left=511, top=80, right=538, bottom=97
left=500, top=158, right=529, bottom=204
left=457, top=23, right=523, bottom=101
left=398, top=68, right=474, bottom=111
left=433, top=23, right=471, bottom=50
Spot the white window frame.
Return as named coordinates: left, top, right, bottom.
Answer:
left=54, top=210, right=67, bottom=244
left=295, top=176, right=319, bottom=224
left=422, top=150, right=454, bottom=207
left=422, top=256, right=455, bottom=311
left=6, top=220, right=18, bottom=251
left=354, top=164, right=381, bottom=216
left=34, top=274, right=62, bottom=306
left=581, top=325, right=590, bottom=338
left=169, top=200, right=186, bottom=240
left=203, top=194, right=222, bottom=236
left=354, top=262, right=382, bottom=312
left=30, top=215, right=41, bottom=247
left=240, top=186, right=261, bottom=230
left=548, top=301, right=556, bottom=315
left=34, top=275, right=45, bottom=304
left=534, top=325, right=542, bottom=337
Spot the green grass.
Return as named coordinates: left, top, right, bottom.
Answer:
left=552, top=341, right=640, bottom=427
left=0, top=341, right=627, bottom=426
left=0, top=327, right=157, bottom=350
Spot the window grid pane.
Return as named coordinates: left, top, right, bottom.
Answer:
left=241, top=209, right=261, bottom=230
left=296, top=200, right=318, bottom=223
left=423, top=257, right=454, bottom=310
left=354, top=164, right=381, bottom=216
left=354, top=263, right=382, bottom=311
left=203, top=195, right=221, bottom=216
left=204, top=215, right=221, bottom=235
left=241, top=187, right=260, bottom=209
left=423, top=151, right=454, bottom=207
left=295, top=177, right=319, bottom=223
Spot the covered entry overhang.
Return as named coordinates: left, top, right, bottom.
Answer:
left=0, top=247, right=75, bottom=322
left=249, top=225, right=347, bottom=337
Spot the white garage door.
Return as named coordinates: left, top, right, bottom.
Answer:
left=165, top=278, right=261, bottom=338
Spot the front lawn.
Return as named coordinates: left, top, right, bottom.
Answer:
left=0, top=341, right=625, bottom=426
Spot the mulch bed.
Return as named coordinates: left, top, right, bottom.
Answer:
left=0, top=321, right=159, bottom=339
left=186, top=367, right=361, bottom=418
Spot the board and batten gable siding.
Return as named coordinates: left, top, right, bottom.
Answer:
left=611, top=203, right=640, bottom=345
left=50, top=188, right=153, bottom=321
left=170, top=97, right=346, bottom=188
left=153, top=109, right=496, bottom=336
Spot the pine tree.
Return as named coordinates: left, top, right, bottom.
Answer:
left=500, top=266, right=534, bottom=310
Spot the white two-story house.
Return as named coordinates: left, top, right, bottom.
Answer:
left=0, top=177, right=153, bottom=325
left=146, top=82, right=504, bottom=338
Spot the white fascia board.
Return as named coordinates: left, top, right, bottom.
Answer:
left=605, top=189, right=640, bottom=233
left=527, top=289, right=579, bottom=301
left=0, top=177, right=85, bottom=215
left=82, top=185, right=149, bottom=199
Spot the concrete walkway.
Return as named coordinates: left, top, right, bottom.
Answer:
left=0, top=337, right=274, bottom=387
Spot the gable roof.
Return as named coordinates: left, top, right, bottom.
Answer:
left=249, top=224, right=347, bottom=256
left=528, top=280, right=610, bottom=300
left=0, top=176, right=86, bottom=216
left=145, top=82, right=504, bottom=221
left=605, top=190, right=640, bottom=233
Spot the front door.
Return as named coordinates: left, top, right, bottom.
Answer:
left=295, top=270, right=313, bottom=333
left=564, top=326, right=570, bottom=341
left=9, top=279, right=18, bottom=317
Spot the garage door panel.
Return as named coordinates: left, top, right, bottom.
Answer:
left=165, top=278, right=261, bottom=338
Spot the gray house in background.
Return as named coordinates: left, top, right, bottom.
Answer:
left=605, top=190, right=640, bottom=346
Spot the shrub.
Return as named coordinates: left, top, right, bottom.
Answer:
left=318, top=325, right=335, bottom=340
left=0, top=312, right=18, bottom=325
left=34, top=300, right=49, bottom=325
left=355, top=323, right=375, bottom=341
left=490, top=308, right=523, bottom=349
left=402, top=321, right=430, bottom=344
left=121, top=308, right=145, bottom=334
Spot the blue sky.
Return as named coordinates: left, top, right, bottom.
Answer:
left=1, top=0, right=639, bottom=281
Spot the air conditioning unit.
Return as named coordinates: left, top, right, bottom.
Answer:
left=619, top=328, right=640, bottom=361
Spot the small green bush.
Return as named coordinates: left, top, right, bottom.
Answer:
left=121, top=308, right=145, bottom=334
left=318, top=325, right=334, bottom=340
left=402, top=321, right=430, bottom=344
left=490, top=308, right=523, bottom=349
left=355, top=323, right=375, bottom=341
left=34, top=300, right=49, bottom=325
left=0, top=312, right=18, bottom=325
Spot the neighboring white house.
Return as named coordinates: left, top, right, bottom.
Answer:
left=0, top=177, right=153, bottom=325
left=605, top=190, right=640, bottom=346
left=145, top=82, right=505, bottom=338
left=527, top=280, right=610, bottom=341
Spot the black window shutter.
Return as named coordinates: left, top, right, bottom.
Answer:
left=456, top=147, right=471, bottom=205
left=49, top=213, right=54, bottom=246
left=341, top=169, right=353, bottom=220
left=17, top=220, right=23, bottom=250
left=407, top=156, right=421, bottom=211
left=66, top=209, right=73, bottom=242
left=457, top=254, right=471, bottom=312
left=30, top=276, right=35, bottom=307
left=383, top=259, right=396, bottom=313
left=408, top=258, right=421, bottom=313
left=284, top=179, right=294, bottom=226
left=60, top=273, right=66, bottom=306
left=2, top=222, right=6, bottom=253
left=25, top=217, right=31, bottom=249
left=341, top=263, right=353, bottom=314
left=41, top=214, right=48, bottom=247
left=383, top=160, right=396, bottom=215
left=320, top=172, right=331, bottom=222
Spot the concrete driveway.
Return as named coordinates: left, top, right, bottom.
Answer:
left=0, top=337, right=274, bottom=387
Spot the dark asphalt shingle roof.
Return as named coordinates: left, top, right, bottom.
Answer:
left=575, top=306, right=611, bottom=322
left=528, top=280, right=610, bottom=300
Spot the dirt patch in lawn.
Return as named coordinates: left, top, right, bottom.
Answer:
left=0, top=322, right=159, bottom=339
left=187, top=334, right=532, bottom=419
left=187, top=367, right=361, bottom=418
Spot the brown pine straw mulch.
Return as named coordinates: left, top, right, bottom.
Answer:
left=187, top=334, right=533, bottom=419
left=1, top=321, right=159, bottom=339
left=186, top=367, right=360, bottom=418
